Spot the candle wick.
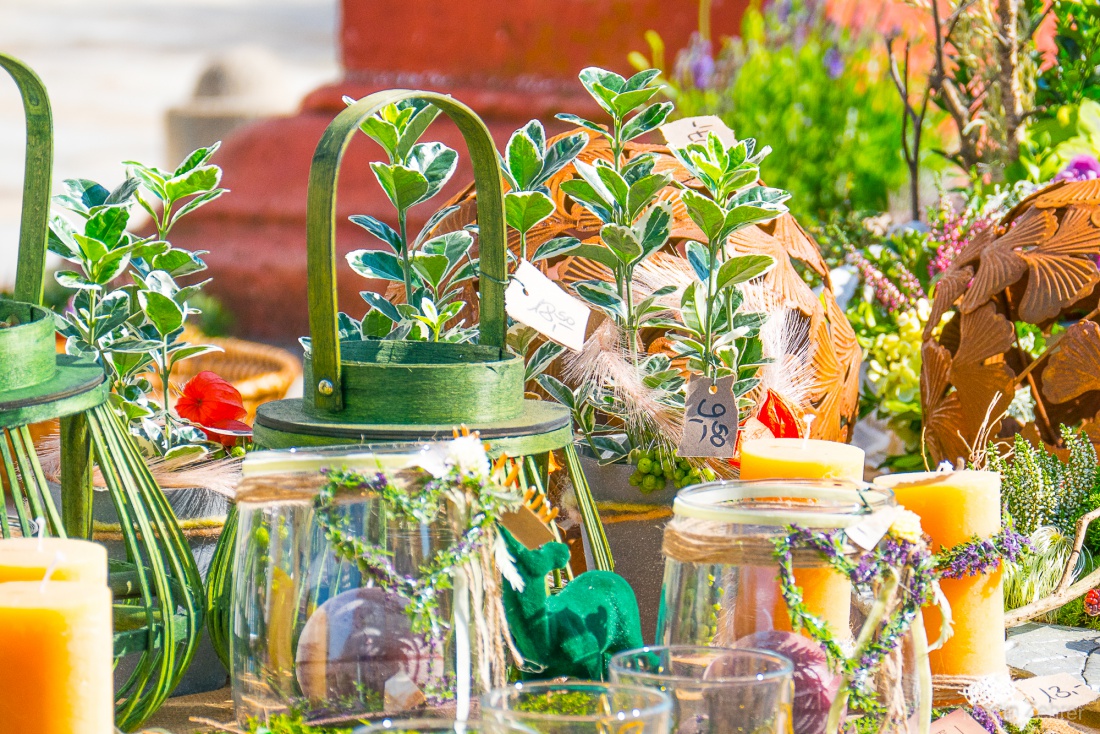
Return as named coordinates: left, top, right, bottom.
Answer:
left=40, top=550, right=65, bottom=593
left=34, top=516, right=45, bottom=551
left=801, top=413, right=815, bottom=450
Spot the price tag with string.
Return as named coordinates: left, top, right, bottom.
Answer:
left=679, top=374, right=738, bottom=458
left=505, top=260, right=590, bottom=351
left=660, top=116, right=738, bottom=149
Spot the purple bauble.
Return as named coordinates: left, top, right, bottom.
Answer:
left=736, top=630, right=841, bottom=734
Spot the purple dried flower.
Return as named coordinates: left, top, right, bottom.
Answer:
left=970, top=706, right=1001, bottom=734
left=1055, top=155, right=1100, bottom=182
left=823, top=47, right=844, bottom=79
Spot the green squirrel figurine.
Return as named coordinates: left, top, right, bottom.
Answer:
left=499, top=527, right=643, bottom=680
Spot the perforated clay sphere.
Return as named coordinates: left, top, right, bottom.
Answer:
left=921, top=179, right=1100, bottom=464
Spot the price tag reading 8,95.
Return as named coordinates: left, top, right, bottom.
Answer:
left=678, top=374, right=739, bottom=459
left=505, top=260, right=591, bottom=351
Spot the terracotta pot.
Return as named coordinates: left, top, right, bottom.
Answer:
left=579, top=449, right=675, bottom=643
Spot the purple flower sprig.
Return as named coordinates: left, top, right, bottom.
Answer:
left=771, top=524, right=937, bottom=719
left=970, top=705, right=1004, bottom=734
left=936, top=524, right=1031, bottom=580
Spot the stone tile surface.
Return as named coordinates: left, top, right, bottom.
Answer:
left=1008, top=622, right=1100, bottom=686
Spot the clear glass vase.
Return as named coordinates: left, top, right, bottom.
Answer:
left=655, top=480, right=926, bottom=734
left=230, top=444, right=494, bottom=725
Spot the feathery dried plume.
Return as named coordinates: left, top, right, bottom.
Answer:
left=633, top=251, right=695, bottom=297
left=37, top=433, right=242, bottom=499
left=562, top=318, right=683, bottom=445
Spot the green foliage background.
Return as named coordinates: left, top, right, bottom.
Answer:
left=669, top=2, right=910, bottom=223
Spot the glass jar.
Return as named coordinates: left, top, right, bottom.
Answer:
left=231, top=443, right=503, bottom=725
left=482, top=681, right=672, bottom=734
left=655, top=480, right=925, bottom=734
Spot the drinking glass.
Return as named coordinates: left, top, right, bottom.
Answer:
left=481, top=681, right=672, bottom=734
left=609, top=646, right=794, bottom=734
left=356, top=719, right=533, bottom=734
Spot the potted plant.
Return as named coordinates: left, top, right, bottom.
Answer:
left=46, top=143, right=244, bottom=692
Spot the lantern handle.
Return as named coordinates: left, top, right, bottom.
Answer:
left=0, top=53, right=52, bottom=306
left=306, top=90, right=507, bottom=413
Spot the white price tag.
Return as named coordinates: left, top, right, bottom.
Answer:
left=1016, top=673, right=1099, bottom=715
left=505, top=260, right=590, bottom=352
left=660, top=115, right=737, bottom=149
left=845, top=506, right=900, bottom=551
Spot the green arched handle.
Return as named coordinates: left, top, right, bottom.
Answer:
left=0, top=53, right=52, bottom=306
left=307, top=90, right=507, bottom=413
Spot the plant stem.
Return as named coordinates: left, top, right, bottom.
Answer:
left=824, top=570, right=901, bottom=734
left=160, top=337, right=173, bottom=451
left=399, top=210, right=413, bottom=304
left=702, top=242, right=719, bottom=378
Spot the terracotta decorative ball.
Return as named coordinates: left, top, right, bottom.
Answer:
left=441, top=135, right=861, bottom=442
left=921, top=179, right=1100, bottom=464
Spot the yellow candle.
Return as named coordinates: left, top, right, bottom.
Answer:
left=737, top=438, right=866, bottom=637
left=874, top=470, right=1005, bottom=677
left=739, top=438, right=865, bottom=482
left=0, top=580, right=114, bottom=734
left=0, top=537, right=108, bottom=585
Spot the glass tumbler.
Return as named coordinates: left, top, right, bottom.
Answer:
left=481, top=681, right=672, bottom=734
left=356, top=719, right=534, bottom=734
left=609, top=646, right=793, bottom=734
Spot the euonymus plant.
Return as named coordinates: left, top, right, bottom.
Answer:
left=662, top=132, right=788, bottom=405
left=338, top=98, right=479, bottom=344
left=49, top=144, right=228, bottom=459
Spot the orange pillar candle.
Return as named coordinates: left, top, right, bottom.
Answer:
left=737, top=438, right=866, bottom=637
left=0, top=537, right=108, bottom=584
left=739, top=437, right=866, bottom=482
left=0, top=580, right=114, bottom=734
left=874, top=470, right=1005, bottom=677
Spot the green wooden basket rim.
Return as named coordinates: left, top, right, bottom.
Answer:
left=0, top=354, right=105, bottom=410
left=256, top=397, right=570, bottom=440
left=329, top=340, right=522, bottom=369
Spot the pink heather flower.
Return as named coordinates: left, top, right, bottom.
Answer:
left=848, top=249, right=909, bottom=310
left=1055, top=155, right=1100, bottom=182
left=928, top=199, right=993, bottom=276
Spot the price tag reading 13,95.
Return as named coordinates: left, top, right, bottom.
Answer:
left=505, top=260, right=591, bottom=352
left=678, top=374, right=739, bottom=459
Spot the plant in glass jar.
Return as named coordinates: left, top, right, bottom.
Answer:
left=47, top=143, right=246, bottom=461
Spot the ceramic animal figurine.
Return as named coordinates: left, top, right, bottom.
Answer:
left=499, top=527, right=643, bottom=680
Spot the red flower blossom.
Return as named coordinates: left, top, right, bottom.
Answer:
left=175, top=371, right=251, bottom=447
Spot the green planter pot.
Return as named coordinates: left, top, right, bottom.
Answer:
left=303, top=340, right=524, bottom=425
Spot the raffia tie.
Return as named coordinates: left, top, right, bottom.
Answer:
left=662, top=523, right=850, bottom=567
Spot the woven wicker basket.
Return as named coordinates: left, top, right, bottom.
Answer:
left=170, top=336, right=301, bottom=422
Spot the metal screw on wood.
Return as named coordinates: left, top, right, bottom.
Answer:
left=317, top=379, right=334, bottom=396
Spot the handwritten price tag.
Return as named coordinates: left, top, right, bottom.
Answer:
left=1016, top=673, right=1099, bottom=715
left=846, top=506, right=900, bottom=551
left=929, top=709, right=989, bottom=734
left=660, top=115, right=737, bottom=149
left=678, top=375, right=738, bottom=458
left=505, top=260, right=590, bottom=351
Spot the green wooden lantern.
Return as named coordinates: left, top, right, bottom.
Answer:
left=204, top=90, right=612, bottom=662
left=0, top=52, right=204, bottom=731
